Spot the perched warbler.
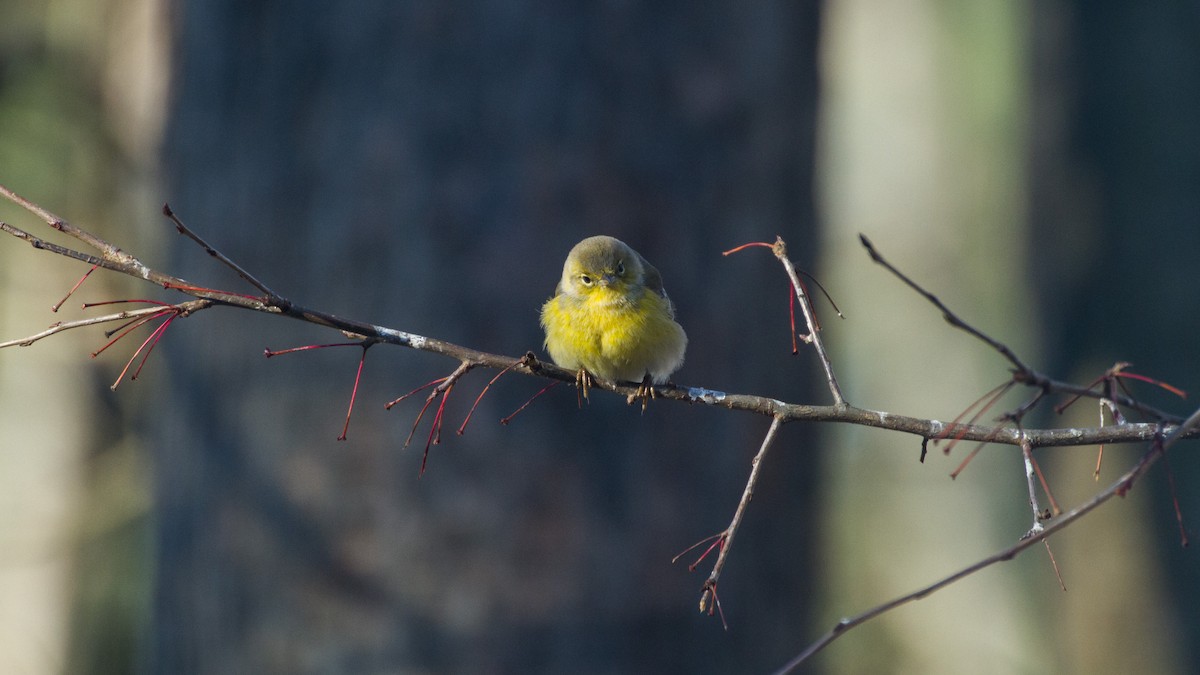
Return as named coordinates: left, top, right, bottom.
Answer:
left=540, top=235, right=687, bottom=403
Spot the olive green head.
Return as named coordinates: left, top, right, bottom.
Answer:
left=557, top=235, right=647, bottom=298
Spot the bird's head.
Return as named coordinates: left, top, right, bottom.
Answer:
left=559, top=235, right=645, bottom=299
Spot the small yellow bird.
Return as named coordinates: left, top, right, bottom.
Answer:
left=540, top=235, right=687, bottom=405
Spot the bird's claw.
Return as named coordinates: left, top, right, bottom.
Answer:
left=627, top=374, right=655, bottom=413
left=575, top=368, right=594, bottom=407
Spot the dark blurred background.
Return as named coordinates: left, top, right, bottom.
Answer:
left=0, top=1, right=1196, bottom=674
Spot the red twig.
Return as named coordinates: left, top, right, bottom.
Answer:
left=387, top=363, right=473, bottom=475
left=1030, top=452, right=1062, bottom=517
left=500, top=381, right=559, bottom=426
left=264, top=342, right=363, bottom=358
left=948, top=421, right=1011, bottom=479
left=458, top=356, right=526, bottom=435
left=92, top=310, right=171, bottom=358
left=162, top=281, right=260, bottom=301
left=934, top=381, right=1014, bottom=453
left=672, top=532, right=726, bottom=572
left=109, top=309, right=180, bottom=389
left=338, top=343, right=373, bottom=441
left=51, top=264, right=98, bottom=312
left=1043, top=539, right=1066, bottom=591
left=1158, top=451, right=1190, bottom=547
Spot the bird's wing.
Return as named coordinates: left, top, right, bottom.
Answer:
left=639, top=252, right=667, bottom=298
left=638, top=253, right=677, bottom=318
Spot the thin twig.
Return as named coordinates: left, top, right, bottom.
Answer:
left=725, top=239, right=846, bottom=405
left=696, top=416, right=785, bottom=616
left=162, top=203, right=281, bottom=301
left=859, top=234, right=1030, bottom=374
left=1019, top=436, right=1044, bottom=538
left=770, top=238, right=846, bottom=406
left=0, top=185, right=140, bottom=267
left=51, top=264, right=98, bottom=312
left=338, top=342, right=374, bottom=441
left=0, top=301, right=212, bottom=349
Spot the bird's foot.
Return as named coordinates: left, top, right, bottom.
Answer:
left=575, top=368, right=594, bottom=407
left=627, top=374, right=656, bottom=413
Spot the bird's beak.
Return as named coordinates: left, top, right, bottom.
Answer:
left=599, top=273, right=616, bottom=287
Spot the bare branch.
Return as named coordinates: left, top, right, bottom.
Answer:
left=0, top=300, right=214, bottom=349
left=773, top=408, right=1200, bottom=674
left=5, top=186, right=1190, bottom=446
left=695, top=415, right=785, bottom=618
left=8, top=215, right=1182, bottom=446
left=4, top=184, right=1197, bottom=661
left=0, top=184, right=156, bottom=279
left=1, top=221, right=126, bottom=274
left=771, top=237, right=847, bottom=406
left=723, top=238, right=846, bottom=406
left=860, top=234, right=1030, bottom=373
left=1019, top=435, right=1046, bottom=537
left=161, top=203, right=282, bottom=302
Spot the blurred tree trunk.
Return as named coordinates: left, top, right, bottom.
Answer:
left=816, top=2, right=1052, bottom=673
left=818, top=1, right=1196, bottom=674
left=1029, top=2, right=1199, bottom=674
left=0, top=1, right=164, bottom=673
left=152, top=3, right=823, bottom=673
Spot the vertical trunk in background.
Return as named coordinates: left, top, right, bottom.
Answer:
left=153, top=3, right=823, bottom=673
left=817, top=2, right=1050, bottom=673
left=0, top=2, right=165, bottom=673
left=1030, top=3, right=1199, bottom=674
left=819, top=1, right=1197, bottom=673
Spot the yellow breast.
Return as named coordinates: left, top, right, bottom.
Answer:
left=541, top=286, right=686, bottom=384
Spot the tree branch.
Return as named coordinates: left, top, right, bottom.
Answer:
left=3, top=183, right=1195, bottom=665
left=773, top=408, right=1200, bottom=674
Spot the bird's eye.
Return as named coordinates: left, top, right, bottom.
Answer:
left=616, top=261, right=625, bottom=275
left=579, top=274, right=593, bottom=286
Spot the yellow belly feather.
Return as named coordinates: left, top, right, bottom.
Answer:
left=541, top=287, right=686, bottom=384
